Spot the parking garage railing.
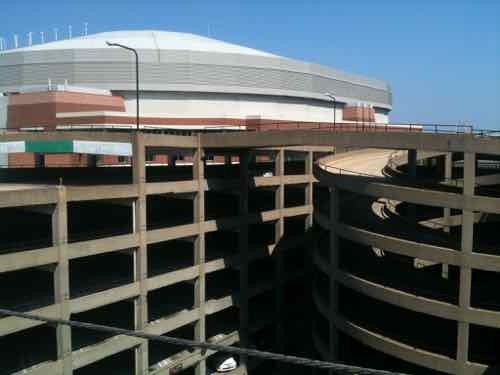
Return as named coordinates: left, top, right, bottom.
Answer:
left=319, top=153, right=500, bottom=197
left=2, top=123, right=500, bottom=137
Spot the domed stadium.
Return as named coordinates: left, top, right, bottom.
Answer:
left=0, top=30, right=392, bottom=132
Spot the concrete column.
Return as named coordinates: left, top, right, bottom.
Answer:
left=457, top=152, right=475, bottom=375
left=305, top=151, right=314, bottom=230
left=169, top=153, right=177, bottom=168
left=35, top=153, right=45, bottom=168
left=442, top=152, right=453, bottom=279
left=274, top=148, right=285, bottom=354
left=53, top=186, right=72, bottom=375
left=193, top=137, right=206, bottom=375
left=88, top=155, right=98, bottom=168
left=132, top=132, right=149, bottom=375
left=408, top=149, right=417, bottom=177
left=238, top=150, right=250, bottom=374
left=407, top=149, right=417, bottom=224
left=329, top=187, right=339, bottom=361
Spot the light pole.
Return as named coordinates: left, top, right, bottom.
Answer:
left=324, top=92, right=337, bottom=130
left=106, top=41, right=140, bottom=132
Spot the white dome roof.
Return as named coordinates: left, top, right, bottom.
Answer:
left=6, top=30, right=279, bottom=57
left=0, top=30, right=392, bottom=108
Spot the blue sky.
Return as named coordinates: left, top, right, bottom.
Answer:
left=2, top=0, right=499, bottom=129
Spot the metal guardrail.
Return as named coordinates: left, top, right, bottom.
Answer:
left=317, top=150, right=499, bottom=219
left=317, top=160, right=377, bottom=178
left=385, top=152, right=500, bottom=196
left=320, top=157, right=499, bottom=197
left=1, top=122, right=499, bottom=137
left=245, top=122, right=500, bottom=136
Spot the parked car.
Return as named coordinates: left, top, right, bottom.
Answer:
left=207, top=352, right=238, bottom=373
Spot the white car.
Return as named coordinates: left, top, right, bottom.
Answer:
left=207, top=354, right=238, bottom=374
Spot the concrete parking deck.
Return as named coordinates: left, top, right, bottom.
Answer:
left=0, top=129, right=499, bottom=375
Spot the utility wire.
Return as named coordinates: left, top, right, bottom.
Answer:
left=0, top=308, right=409, bottom=375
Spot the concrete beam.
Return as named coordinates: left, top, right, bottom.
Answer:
left=316, top=210, right=500, bottom=274
left=162, top=192, right=196, bottom=200
left=11, top=359, right=63, bottom=375
left=0, top=246, right=58, bottom=273
left=66, top=185, right=138, bottom=202
left=315, top=166, right=500, bottom=214
left=200, top=130, right=500, bottom=155
left=253, top=174, right=310, bottom=187
left=0, top=187, right=58, bottom=209
left=143, top=133, right=197, bottom=148
left=67, top=233, right=138, bottom=260
left=147, top=223, right=200, bottom=244
left=70, top=282, right=140, bottom=315
left=72, top=335, right=142, bottom=370
left=146, top=308, right=200, bottom=336
left=71, top=291, right=217, bottom=372
left=325, top=264, right=500, bottom=330
left=0, top=304, right=60, bottom=336
left=147, top=266, right=199, bottom=292
left=333, top=313, right=458, bottom=374
left=146, top=180, right=198, bottom=195
left=150, top=331, right=240, bottom=375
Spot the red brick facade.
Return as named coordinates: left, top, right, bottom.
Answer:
left=342, top=105, right=375, bottom=122
left=5, top=91, right=394, bottom=168
left=7, top=91, right=125, bottom=129
left=45, top=154, right=89, bottom=167
left=8, top=153, right=37, bottom=168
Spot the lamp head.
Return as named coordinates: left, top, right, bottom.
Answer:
left=324, top=92, right=336, bottom=100
left=105, top=41, right=112, bottom=46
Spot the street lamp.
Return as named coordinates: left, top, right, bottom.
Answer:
left=324, top=92, right=337, bottom=130
left=106, top=41, right=140, bottom=132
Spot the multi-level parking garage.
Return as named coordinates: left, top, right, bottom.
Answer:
left=0, top=130, right=321, bottom=375
left=310, top=137, right=500, bottom=374
left=0, top=128, right=499, bottom=375
left=189, top=128, right=500, bottom=374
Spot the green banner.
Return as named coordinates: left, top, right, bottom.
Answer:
left=25, top=140, right=74, bottom=153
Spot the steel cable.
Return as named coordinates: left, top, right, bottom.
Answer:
left=0, top=307, right=409, bottom=375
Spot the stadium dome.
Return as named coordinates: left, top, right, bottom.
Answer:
left=0, top=30, right=392, bottom=130
left=2, top=30, right=279, bottom=57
